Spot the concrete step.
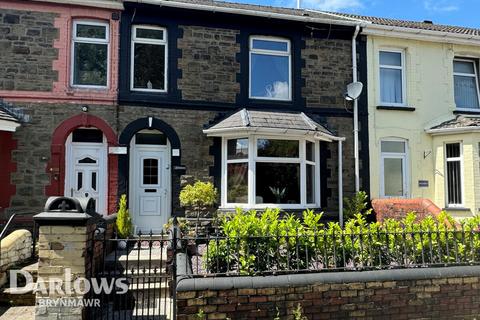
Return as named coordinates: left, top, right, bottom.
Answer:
left=105, top=248, right=169, bottom=269
left=0, top=306, right=34, bottom=320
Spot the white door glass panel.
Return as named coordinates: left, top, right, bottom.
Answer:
left=383, top=158, right=404, bottom=197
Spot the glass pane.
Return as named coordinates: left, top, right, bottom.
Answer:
left=447, top=161, right=462, bottom=205
left=135, top=132, right=167, bottom=145
left=227, top=163, right=248, bottom=203
left=381, top=141, right=405, bottom=153
left=256, top=163, right=300, bottom=204
left=454, top=75, right=479, bottom=109
left=72, top=129, right=103, bottom=143
left=143, top=159, right=158, bottom=185
left=227, top=138, right=248, bottom=160
left=257, top=139, right=299, bottom=158
left=77, top=172, right=83, bottom=191
left=136, top=28, right=164, bottom=40
left=306, top=164, right=315, bottom=204
left=76, top=24, right=106, bottom=39
left=306, top=141, right=315, bottom=161
left=446, top=143, right=461, bottom=158
left=454, top=60, right=475, bottom=74
left=380, top=51, right=402, bottom=66
left=133, top=43, right=166, bottom=90
left=383, top=158, right=404, bottom=197
left=78, top=157, right=97, bottom=164
left=380, top=68, right=403, bottom=104
left=252, top=39, right=288, bottom=52
left=73, top=43, right=108, bottom=86
left=91, top=172, right=97, bottom=191
left=251, top=54, right=290, bottom=100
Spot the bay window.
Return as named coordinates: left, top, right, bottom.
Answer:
left=249, top=36, right=291, bottom=101
left=72, top=21, right=109, bottom=87
left=223, top=136, right=319, bottom=208
left=453, top=59, right=480, bottom=110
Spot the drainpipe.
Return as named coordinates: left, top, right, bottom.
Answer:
left=338, top=140, right=344, bottom=227
left=352, top=25, right=361, bottom=193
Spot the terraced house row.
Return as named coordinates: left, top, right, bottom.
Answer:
left=1, top=0, right=480, bottom=231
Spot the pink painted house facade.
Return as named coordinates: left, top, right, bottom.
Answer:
left=0, top=0, right=122, bottom=217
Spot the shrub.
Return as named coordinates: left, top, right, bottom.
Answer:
left=203, top=209, right=480, bottom=275
left=179, top=181, right=217, bottom=210
left=343, top=191, right=371, bottom=221
left=116, top=194, right=133, bottom=238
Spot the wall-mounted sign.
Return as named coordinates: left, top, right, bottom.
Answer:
left=172, top=149, right=180, bottom=157
left=109, top=147, right=127, bottom=155
left=418, top=180, right=429, bottom=188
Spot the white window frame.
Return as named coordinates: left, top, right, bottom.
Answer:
left=130, top=25, right=168, bottom=93
left=71, top=20, right=110, bottom=89
left=444, top=142, right=464, bottom=208
left=378, top=49, right=406, bottom=107
left=249, top=36, right=292, bottom=101
left=379, top=138, right=409, bottom=198
left=453, top=58, right=480, bottom=111
left=221, top=135, right=320, bottom=209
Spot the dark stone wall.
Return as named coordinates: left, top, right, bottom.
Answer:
left=177, top=25, right=240, bottom=103
left=302, top=38, right=353, bottom=108
left=0, top=9, right=59, bottom=91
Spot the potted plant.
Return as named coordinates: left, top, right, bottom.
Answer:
left=116, top=194, right=133, bottom=250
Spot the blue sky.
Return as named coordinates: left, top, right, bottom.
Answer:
left=225, top=0, right=480, bottom=28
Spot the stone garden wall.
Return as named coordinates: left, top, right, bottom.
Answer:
left=0, top=229, right=32, bottom=286
left=176, top=265, right=480, bottom=319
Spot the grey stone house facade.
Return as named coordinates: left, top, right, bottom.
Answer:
left=0, top=0, right=369, bottom=232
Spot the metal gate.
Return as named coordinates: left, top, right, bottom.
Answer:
left=87, top=228, right=177, bottom=320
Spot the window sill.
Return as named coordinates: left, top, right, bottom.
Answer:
left=453, top=109, right=480, bottom=115
left=377, top=106, right=416, bottom=111
left=442, top=207, right=471, bottom=212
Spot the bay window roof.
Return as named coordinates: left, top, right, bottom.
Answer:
left=203, top=109, right=343, bottom=142
left=0, top=104, right=22, bottom=132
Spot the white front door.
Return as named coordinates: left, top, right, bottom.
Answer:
left=65, top=134, right=108, bottom=215
left=130, top=144, right=170, bottom=233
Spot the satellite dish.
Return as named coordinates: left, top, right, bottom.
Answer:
left=345, top=82, right=363, bottom=101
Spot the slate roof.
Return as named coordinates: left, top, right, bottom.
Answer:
left=331, top=12, right=480, bottom=36
left=0, top=106, right=21, bottom=124
left=205, top=109, right=336, bottom=137
left=429, top=115, right=480, bottom=131
left=155, top=0, right=356, bottom=23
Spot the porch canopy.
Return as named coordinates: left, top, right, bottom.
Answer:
left=203, top=109, right=347, bottom=225
left=0, top=105, right=21, bottom=132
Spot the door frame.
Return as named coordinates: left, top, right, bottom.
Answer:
left=379, top=140, right=409, bottom=198
left=65, top=133, right=108, bottom=214
left=128, top=136, right=172, bottom=232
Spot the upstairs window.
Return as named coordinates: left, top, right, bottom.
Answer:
left=445, top=143, right=463, bottom=207
left=379, top=50, right=405, bottom=106
left=249, top=37, right=291, bottom=101
left=72, top=21, right=109, bottom=87
left=131, top=26, right=168, bottom=92
left=453, top=59, right=480, bottom=110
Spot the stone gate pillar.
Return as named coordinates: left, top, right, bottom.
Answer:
left=33, top=199, right=95, bottom=320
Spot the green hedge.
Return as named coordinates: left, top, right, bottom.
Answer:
left=203, top=208, right=480, bottom=275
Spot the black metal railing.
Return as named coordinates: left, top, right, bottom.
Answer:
left=181, top=226, right=480, bottom=277
left=87, top=228, right=176, bottom=320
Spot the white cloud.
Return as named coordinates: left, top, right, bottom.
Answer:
left=299, top=0, right=363, bottom=11
left=424, top=0, right=459, bottom=12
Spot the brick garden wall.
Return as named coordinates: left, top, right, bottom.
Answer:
left=176, top=266, right=480, bottom=319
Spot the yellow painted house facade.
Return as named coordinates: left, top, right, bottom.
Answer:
left=355, top=20, right=480, bottom=218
